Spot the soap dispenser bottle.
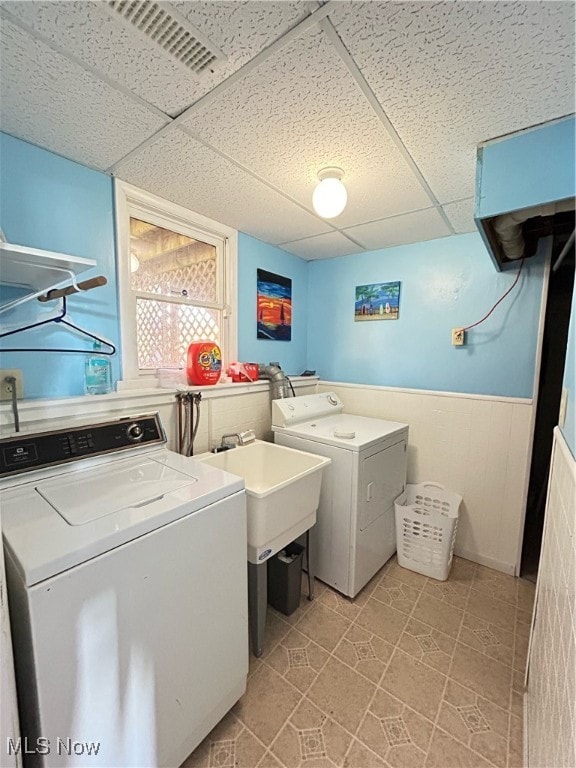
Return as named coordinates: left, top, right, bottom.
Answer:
left=84, top=341, right=112, bottom=395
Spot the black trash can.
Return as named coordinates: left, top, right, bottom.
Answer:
left=267, top=542, right=304, bottom=616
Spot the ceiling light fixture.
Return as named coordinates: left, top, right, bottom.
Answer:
left=312, top=167, right=347, bottom=219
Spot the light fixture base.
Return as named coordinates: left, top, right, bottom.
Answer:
left=317, top=166, right=344, bottom=182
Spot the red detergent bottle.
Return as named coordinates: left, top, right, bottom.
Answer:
left=186, top=341, right=222, bottom=385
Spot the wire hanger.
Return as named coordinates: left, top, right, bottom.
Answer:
left=0, top=286, right=116, bottom=356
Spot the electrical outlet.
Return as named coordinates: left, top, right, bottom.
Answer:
left=452, top=328, right=465, bottom=346
left=0, top=369, right=24, bottom=401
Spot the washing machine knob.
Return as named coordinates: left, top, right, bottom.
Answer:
left=127, top=423, right=144, bottom=442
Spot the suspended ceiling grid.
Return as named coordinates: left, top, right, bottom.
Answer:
left=0, top=1, right=574, bottom=260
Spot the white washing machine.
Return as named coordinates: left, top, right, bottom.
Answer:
left=272, top=393, right=408, bottom=597
left=0, top=413, right=247, bottom=768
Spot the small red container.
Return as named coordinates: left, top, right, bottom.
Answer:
left=228, top=362, right=259, bottom=382
left=186, top=341, right=222, bottom=386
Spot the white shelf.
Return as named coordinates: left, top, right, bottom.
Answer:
left=0, top=242, right=96, bottom=313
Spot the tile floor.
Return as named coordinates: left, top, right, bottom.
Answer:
left=182, top=557, right=535, bottom=768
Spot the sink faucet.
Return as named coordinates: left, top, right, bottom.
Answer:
left=220, top=429, right=256, bottom=449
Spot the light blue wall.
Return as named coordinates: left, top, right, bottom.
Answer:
left=476, top=115, right=576, bottom=218
left=306, top=232, right=546, bottom=398
left=0, top=134, right=119, bottom=399
left=561, top=288, right=576, bottom=457
left=0, top=137, right=311, bottom=399
left=238, top=233, right=308, bottom=375
left=473, top=115, right=576, bottom=449
left=0, top=133, right=558, bottom=406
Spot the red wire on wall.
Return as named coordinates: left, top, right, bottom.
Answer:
left=463, top=258, right=526, bottom=331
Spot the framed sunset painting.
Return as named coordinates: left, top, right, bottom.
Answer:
left=257, top=269, right=292, bottom=341
left=355, top=281, right=401, bottom=321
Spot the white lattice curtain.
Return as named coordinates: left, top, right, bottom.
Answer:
left=131, top=249, right=217, bottom=302
left=129, top=217, right=222, bottom=370
left=130, top=218, right=217, bottom=303
left=136, top=299, right=220, bottom=369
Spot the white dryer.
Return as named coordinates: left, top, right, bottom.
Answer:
left=1, top=413, right=247, bottom=768
left=272, top=393, right=408, bottom=597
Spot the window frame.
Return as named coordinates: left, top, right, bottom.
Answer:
left=115, top=180, right=237, bottom=384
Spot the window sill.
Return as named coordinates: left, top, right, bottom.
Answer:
left=116, top=375, right=318, bottom=398
left=0, top=376, right=319, bottom=435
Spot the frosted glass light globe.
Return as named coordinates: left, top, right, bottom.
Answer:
left=312, top=175, right=347, bottom=219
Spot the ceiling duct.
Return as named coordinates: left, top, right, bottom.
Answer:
left=106, top=1, right=224, bottom=77
left=491, top=198, right=575, bottom=261
left=475, top=117, right=575, bottom=271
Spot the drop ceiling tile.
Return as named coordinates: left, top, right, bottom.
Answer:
left=443, top=199, right=477, bottom=234
left=116, top=128, right=331, bottom=244
left=180, top=26, right=432, bottom=227
left=279, top=232, right=364, bottom=261
left=1, top=1, right=311, bottom=117
left=344, top=208, right=451, bottom=251
left=330, top=1, right=576, bottom=204
left=1, top=1, right=189, bottom=116
left=172, top=1, right=312, bottom=103
left=173, top=0, right=308, bottom=52
left=0, top=17, right=167, bottom=170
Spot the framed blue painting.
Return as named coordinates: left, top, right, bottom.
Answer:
left=355, top=281, right=400, bottom=321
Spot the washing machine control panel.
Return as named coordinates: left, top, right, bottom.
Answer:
left=126, top=423, right=144, bottom=442
left=0, top=413, right=165, bottom=476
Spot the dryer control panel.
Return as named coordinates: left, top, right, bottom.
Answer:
left=272, top=391, right=343, bottom=427
left=0, top=413, right=165, bottom=477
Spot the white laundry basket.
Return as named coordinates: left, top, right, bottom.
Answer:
left=394, top=482, right=462, bottom=581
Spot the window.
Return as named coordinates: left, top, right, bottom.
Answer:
left=115, top=181, right=237, bottom=382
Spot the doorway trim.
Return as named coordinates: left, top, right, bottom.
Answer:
left=514, top=238, right=552, bottom=575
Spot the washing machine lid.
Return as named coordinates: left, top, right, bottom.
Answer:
left=35, top=457, right=198, bottom=525
left=273, top=413, right=408, bottom=451
left=1, top=449, right=244, bottom=586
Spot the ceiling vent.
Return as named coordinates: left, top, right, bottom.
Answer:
left=107, top=1, right=224, bottom=76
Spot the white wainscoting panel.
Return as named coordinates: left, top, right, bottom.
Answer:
left=0, top=378, right=533, bottom=574
left=526, top=427, right=576, bottom=768
left=317, top=381, right=535, bottom=574
left=0, top=380, right=317, bottom=454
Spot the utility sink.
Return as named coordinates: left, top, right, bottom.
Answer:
left=196, top=440, right=330, bottom=564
